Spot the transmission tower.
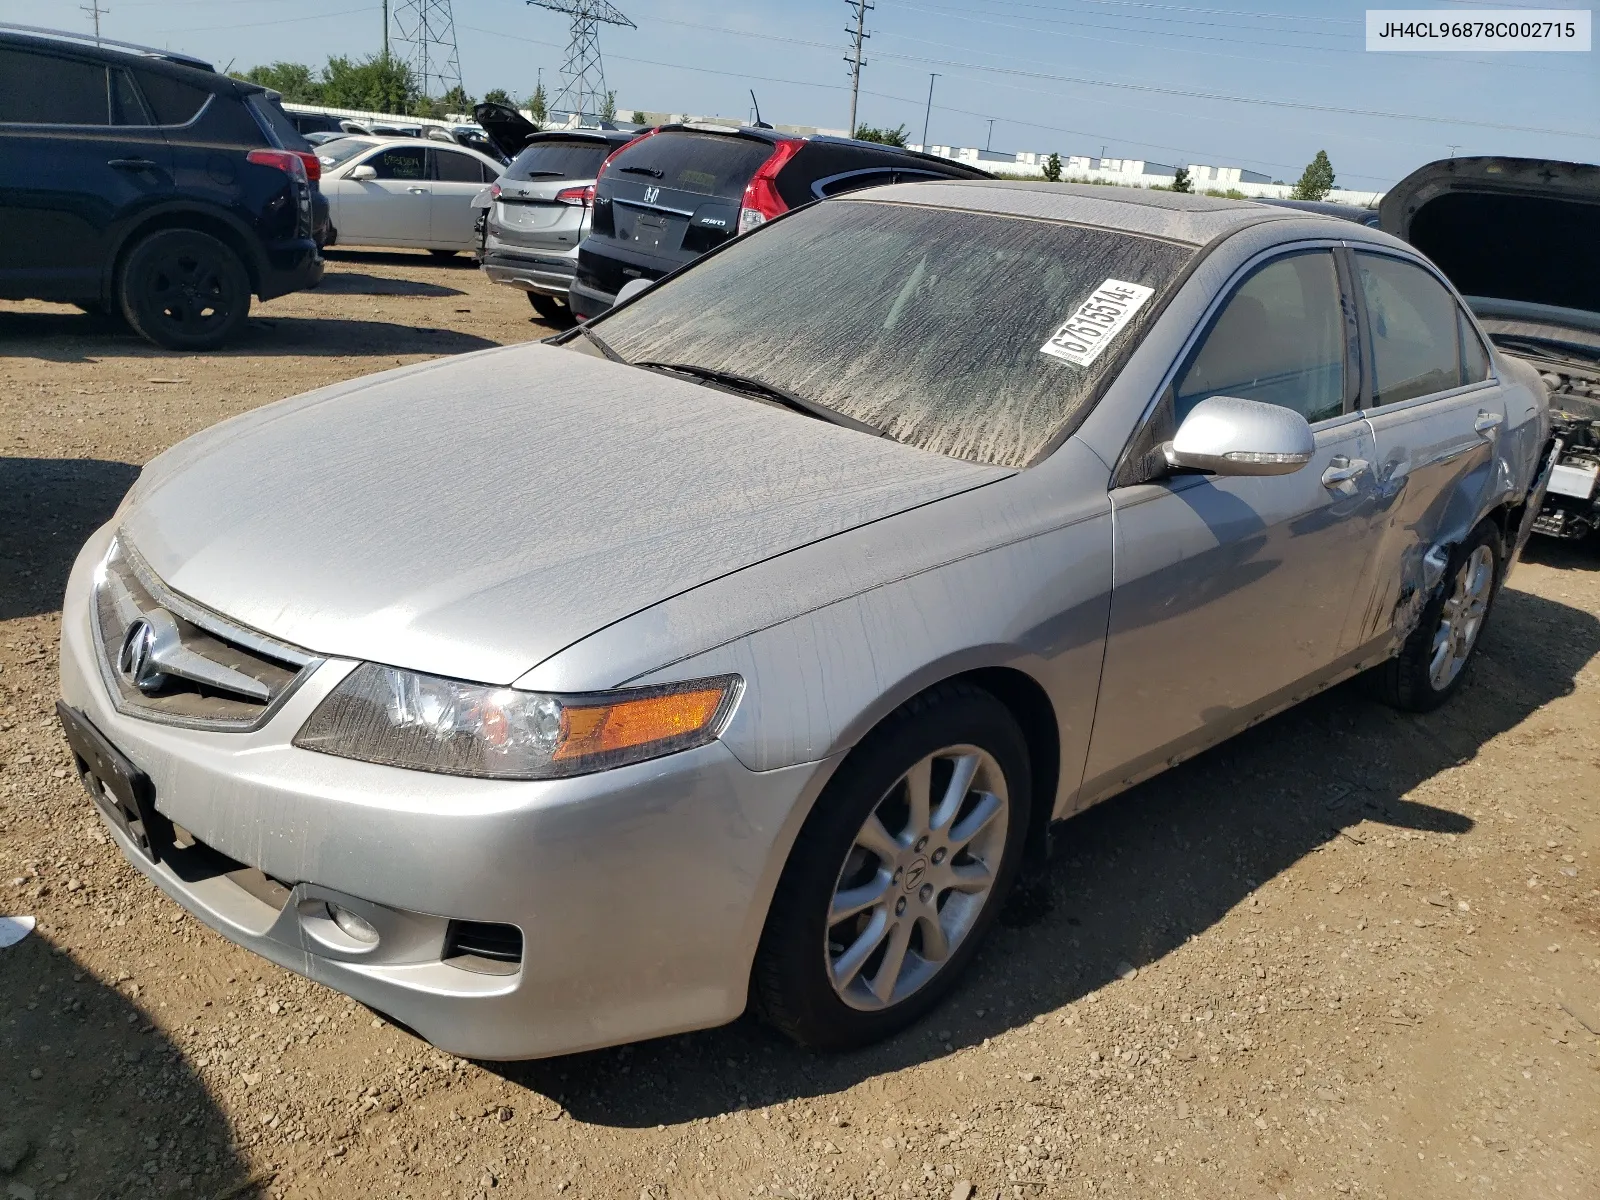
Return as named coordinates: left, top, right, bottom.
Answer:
left=527, top=0, right=635, bottom=121
left=391, top=0, right=463, bottom=102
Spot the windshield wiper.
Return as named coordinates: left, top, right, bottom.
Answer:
left=619, top=165, right=664, bottom=178
left=635, top=361, right=884, bottom=437
left=563, top=323, right=627, bottom=364
left=1494, top=335, right=1600, bottom=371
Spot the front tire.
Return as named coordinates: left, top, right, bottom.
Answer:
left=753, top=682, right=1031, bottom=1050
left=117, top=229, right=251, bottom=351
left=1371, top=520, right=1502, bottom=712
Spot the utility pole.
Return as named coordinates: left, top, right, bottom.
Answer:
left=986, top=118, right=995, bottom=151
left=844, top=0, right=872, bottom=138
left=80, top=1, right=107, bottom=45
left=921, top=72, right=938, bottom=151
left=1447, top=143, right=1460, bottom=157
left=382, top=0, right=390, bottom=58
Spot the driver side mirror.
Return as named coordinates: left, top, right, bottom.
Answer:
left=1163, top=395, right=1315, bottom=477
left=349, top=164, right=378, bottom=181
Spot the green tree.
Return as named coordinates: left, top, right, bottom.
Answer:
left=600, top=90, right=617, bottom=120
left=1042, top=152, right=1062, bottom=182
left=482, top=87, right=514, bottom=109
left=1170, top=165, right=1193, bottom=193
left=629, top=110, right=647, bottom=125
left=853, top=122, right=908, bottom=147
left=320, top=53, right=421, bottom=114
left=1291, top=149, right=1336, bottom=200
left=527, top=81, right=548, bottom=125
left=436, top=84, right=474, bottom=117
left=242, top=61, right=322, bottom=103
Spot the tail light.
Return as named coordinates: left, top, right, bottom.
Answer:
left=246, top=148, right=308, bottom=184
left=555, top=184, right=595, bottom=207
left=490, top=182, right=502, bottom=199
left=739, top=138, right=803, bottom=234
left=294, top=151, right=321, bottom=183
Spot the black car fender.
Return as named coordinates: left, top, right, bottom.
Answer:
left=100, top=200, right=273, bottom=299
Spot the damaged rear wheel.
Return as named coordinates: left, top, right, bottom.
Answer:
left=1370, top=520, right=1503, bottom=713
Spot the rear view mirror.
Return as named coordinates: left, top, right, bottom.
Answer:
left=349, top=164, right=377, bottom=181
left=616, top=277, right=654, bottom=305
left=1164, top=395, right=1314, bottom=477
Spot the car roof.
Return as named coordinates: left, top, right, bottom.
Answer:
left=340, top=136, right=503, bottom=164
left=651, top=123, right=992, bottom=178
left=0, top=23, right=215, bottom=73
left=836, top=179, right=1372, bottom=246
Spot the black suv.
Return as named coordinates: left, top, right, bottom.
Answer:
left=0, top=26, right=324, bottom=349
left=569, top=125, right=990, bottom=319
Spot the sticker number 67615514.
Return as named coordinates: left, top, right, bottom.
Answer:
left=1039, top=279, right=1156, bottom=367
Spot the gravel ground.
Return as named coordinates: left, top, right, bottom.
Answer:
left=2, top=249, right=1597, bottom=1200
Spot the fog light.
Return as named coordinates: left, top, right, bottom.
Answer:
left=328, top=904, right=379, bottom=945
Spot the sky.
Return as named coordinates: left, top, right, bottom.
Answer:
left=8, top=0, right=1597, bottom=188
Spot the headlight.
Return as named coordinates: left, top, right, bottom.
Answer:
left=293, top=664, right=740, bottom=780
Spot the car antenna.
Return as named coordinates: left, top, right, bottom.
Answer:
left=749, top=89, right=773, bottom=130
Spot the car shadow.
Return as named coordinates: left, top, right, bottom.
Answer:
left=482, top=585, right=1600, bottom=1127
left=0, top=310, right=499, bottom=362
left=322, top=248, right=480, bottom=271
left=311, top=271, right=466, bottom=298
left=1521, top=536, right=1600, bottom=572
left=0, top=457, right=141, bottom=621
left=0, top=924, right=249, bottom=1197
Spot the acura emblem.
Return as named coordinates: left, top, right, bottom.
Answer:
left=117, top=611, right=178, bottom=694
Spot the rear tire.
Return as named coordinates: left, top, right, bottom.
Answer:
left=526, top=292, right=569, bottom=323
left=117, top=229, right=251, bottom=351
left=753, top=682, right=1031, bottom=1051
left=1370, top=520, right=1503, bottom=713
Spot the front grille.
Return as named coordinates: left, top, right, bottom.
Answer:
left=92, top=535, right=318, bottom=730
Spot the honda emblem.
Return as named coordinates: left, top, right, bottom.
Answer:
left=643, top=185, right=660, bottom=205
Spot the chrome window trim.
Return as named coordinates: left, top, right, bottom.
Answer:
left=91, top=533, right=324, bottom=733
left=1110, top=237, right=1349, bottom=488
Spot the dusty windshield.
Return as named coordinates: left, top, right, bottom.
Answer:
left=595, top=199, right=1194, bottom=467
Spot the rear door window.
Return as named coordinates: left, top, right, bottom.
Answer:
left=506, top=139, right=611, bottom=182
left=367, top=146, right=427, bottom=180
left=607, top=131, right=771, bottom=198
left=1460, top=309, right=1492, bottom=383
left=243, top=92, right=309, bottom=149
left=0, top=48, right=113, bottom=124
left=1175, top=251, right=1347, bottom=425
left=132, top=69, right=210, bottom=125
left=1356, top=252, right=1465, bottom=405
left=433, top=148, right=486, bottom=182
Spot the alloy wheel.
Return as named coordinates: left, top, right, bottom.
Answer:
left=146, top=250, right=233, bottom=337
left=826, top=745, right=1009, bottom=1011
left=1428, top=544, right=1495, bottom=691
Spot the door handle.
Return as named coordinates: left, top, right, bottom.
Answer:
left=1474, top=410, right=1504, bottom=436
left=108, top=158, right=158, bottom=171
left=407, top=186, right=428, bottom=194
left=1321, top=455, right=1370, bottom=490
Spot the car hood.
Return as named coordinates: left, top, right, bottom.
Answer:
left=1381, top=156, right=1600, bottom=336
left=472, top=101, right=542, bottom=161
left=121, top=343, right=1009, bottom=685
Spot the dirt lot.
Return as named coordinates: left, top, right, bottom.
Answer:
left=2, top=249, right=1597, bottom=1200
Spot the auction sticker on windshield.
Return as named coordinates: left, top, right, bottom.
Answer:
left=1040, top=279, right=1156, bottom=367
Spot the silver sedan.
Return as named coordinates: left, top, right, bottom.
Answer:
left=58, top=183, right=1551, bottom=1059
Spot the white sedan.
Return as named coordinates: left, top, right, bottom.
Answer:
left=317, top=137, right=503, bottom=255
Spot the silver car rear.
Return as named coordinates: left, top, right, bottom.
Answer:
left=480, top=131, right=633, bottom=314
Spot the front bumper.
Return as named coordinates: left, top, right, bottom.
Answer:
left=59, top=525, right=833, bottom=1060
